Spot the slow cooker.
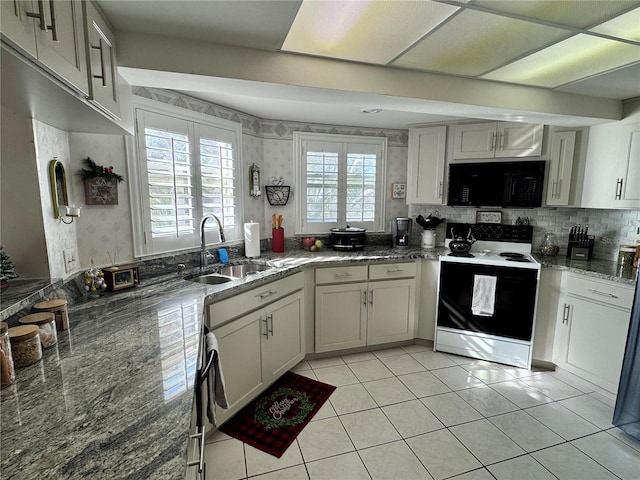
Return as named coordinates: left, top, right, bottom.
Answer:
left=329, top=226, right=366, bottom=251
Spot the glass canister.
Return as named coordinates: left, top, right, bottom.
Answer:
left=1, top=322, right=15, bottom=388
left=8, top=325, right=42, bottom=368
left=617, top=245, right=636, bottom=268
left=539, top=232, right=560, bottom=256
left=19, top=312, right=58, bottom=348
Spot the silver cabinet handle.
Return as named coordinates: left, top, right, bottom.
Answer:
left=438, top=181, right=443, bottom=198
left=26, top=0, right=47, bottom=32
left=615, top=178, right=623, bottom=200
left=268, top=314, right=274, bottom=336
left=26, top=0, right=57, bottom=40
left=363, top=290, right=367, bottom=306
left=91, top=38, right=107, bottom=86
left=187, top=425, right=206, bottom=474
left=551, top=180, right=557, bottom=198
left=262, top=316, right=269, bottom=338
left=385, top=268, right=404, bottom=274
left=47, top=0, right=57, bottom=41
left=257, top=290, right=277, bottom=300
left=588, top=289, right=619, bottom=299
left=498, top=132, right=504, bottom=150
left=490, top=132, right=496, bottom=151
left=369, top=290, right=373, bottom=306
left=333, top=272, right=352, bottom=278
left=562, top=303, right=570, bottom=324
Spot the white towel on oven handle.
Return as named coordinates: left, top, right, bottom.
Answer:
left=472, top=274, right=497, bottom=317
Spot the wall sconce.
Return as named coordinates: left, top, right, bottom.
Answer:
left=49, top=158, right=81, bottom=224
left=59, top=205, right=81, bottom=224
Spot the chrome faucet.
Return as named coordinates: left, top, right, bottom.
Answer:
left=200, top=214, right=226, bottom=271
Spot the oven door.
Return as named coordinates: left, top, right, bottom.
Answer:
left=437, top=261, right=538, bottom=341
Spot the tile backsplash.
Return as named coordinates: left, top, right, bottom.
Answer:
left=410, top=205, right=640, bottom=261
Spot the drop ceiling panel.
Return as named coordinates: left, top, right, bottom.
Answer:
left=392, top=9, right=571, bottom=76
left=483, top=34, right=640, bottom=87
left=590, top=7, right=640, bottom=41
left=472, top=0, right=639, bottom=29
left=281, top=0, right=460, bottom=64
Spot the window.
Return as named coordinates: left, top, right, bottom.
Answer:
left=294, top=132, right=386, bottom=233
left=129, top=102, right=243, bottom=256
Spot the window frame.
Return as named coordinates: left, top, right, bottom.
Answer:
left=293, top=132, right=387, bottom=235
left=127, top=98, right=244, bottom=258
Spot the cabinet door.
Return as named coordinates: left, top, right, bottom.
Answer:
left=555, top=298, right=629, bottom=393
left=84, top=1, right=119, bottom=118
left=581, top=121, right=620, bottom=208
left=406, top=126, right=447, bottom=204
left=212, top=311, right=264, bottom=424
left=545, top=131, right=576, bottom=206
left=35, top=0, right=88, bottom=95
left=495, top=122, right=543, bottom=157
left=452, top=123, right=496, bottom=159
left=615, top=121, right=640, bottom=208
left=315, top=283, right=367, bottom=352
left=367, top=279, right=415, bottom=346
left=262, top=291, right=304, bottom=382
left=0, top=0, right=37, bottom=57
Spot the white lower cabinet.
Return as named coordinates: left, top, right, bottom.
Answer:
left=202, top=274, right=304, bottom=429
left=315, top=263, right=417, bottom=353
left=553, top=273, right=633, bottom=393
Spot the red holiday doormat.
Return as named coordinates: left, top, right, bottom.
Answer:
left=219, top=371, right=336, bottom=458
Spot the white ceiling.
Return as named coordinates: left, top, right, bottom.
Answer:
left=99, top=0, right=640, bottom=129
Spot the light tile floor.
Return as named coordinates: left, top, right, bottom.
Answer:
left=203, top=345, right=640, bottom=480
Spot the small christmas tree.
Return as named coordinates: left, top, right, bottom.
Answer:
left=0, top=246, right=19, bottom=282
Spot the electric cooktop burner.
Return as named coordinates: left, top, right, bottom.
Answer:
left=505, top=257, right=532, bottom=263
left=499, top=252, right=525, bottom=258
left=449, top=252, right=475, bottom=258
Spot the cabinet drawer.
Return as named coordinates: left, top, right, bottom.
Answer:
left=315, top=265, right=368, bottom=284
left=208, top=272, right=303, bottom=327
left=369, top=262, right=416, bottom=280
left=564, top=273, right=634, bottom=310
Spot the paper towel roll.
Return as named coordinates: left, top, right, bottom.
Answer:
left=244, top=222, right=260, bottom=258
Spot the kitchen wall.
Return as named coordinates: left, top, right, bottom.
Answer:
left=410, top=204, right=640, bottom=262
left=33, top=121, right=80, bottom=279
left=134, top=87, right=410, bottom=239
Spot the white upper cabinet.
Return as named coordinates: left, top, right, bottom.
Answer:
left=452, top=122, right=543, bottom=160
left=1, top=0, right=88, bottom=95
left=616, top=121, right=640, bottom=207
left=83, top=1, right=119, bottom=118
left=582, top=111, right=640, bottom=209
left=406, top=125, right=447, bottom=204
left=545, top=131, right=576, bottom=206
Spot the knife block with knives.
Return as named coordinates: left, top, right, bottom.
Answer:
left=567, top=225, right=594, bottom=260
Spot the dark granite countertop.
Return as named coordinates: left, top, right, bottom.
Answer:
left=1, top=245, right=634, bottom=479
left=535, top=254, right=637, bottom=285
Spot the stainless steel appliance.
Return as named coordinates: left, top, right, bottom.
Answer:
left=330, top=226, right=366, bottom=251
left=392, top=217, right=412, bottom=249
left=448, top=161, right=545, bottom=207
left=435, top=222, right=541, bottom=368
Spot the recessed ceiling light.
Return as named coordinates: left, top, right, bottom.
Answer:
left=360, top=108, right=382, bottom=114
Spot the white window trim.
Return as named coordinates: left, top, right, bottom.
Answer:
left=293, top=132, right=387, bottom=235
left=126, top=97, right=244, bottom=258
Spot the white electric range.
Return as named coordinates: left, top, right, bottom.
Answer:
left=435, top=223, right=541, bottom=369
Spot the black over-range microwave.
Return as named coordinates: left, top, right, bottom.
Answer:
left=447, top=160, right=546, bottom=208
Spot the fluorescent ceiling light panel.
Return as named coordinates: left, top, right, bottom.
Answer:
left=393, top=10, right=570, bottom=76
left=472, top=0, right=638, bottom=29
left=482, top=34, right=640, bottom=87
left=590, top=7, right=640, bottom=41
left=281, top=0, right=460, bottom=64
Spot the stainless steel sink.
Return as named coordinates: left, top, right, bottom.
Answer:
left=215, top=263, right=272, bottom=277
left=184, top=274, right=234, bottom=285
left=185, top=262, right=274, bottom=285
